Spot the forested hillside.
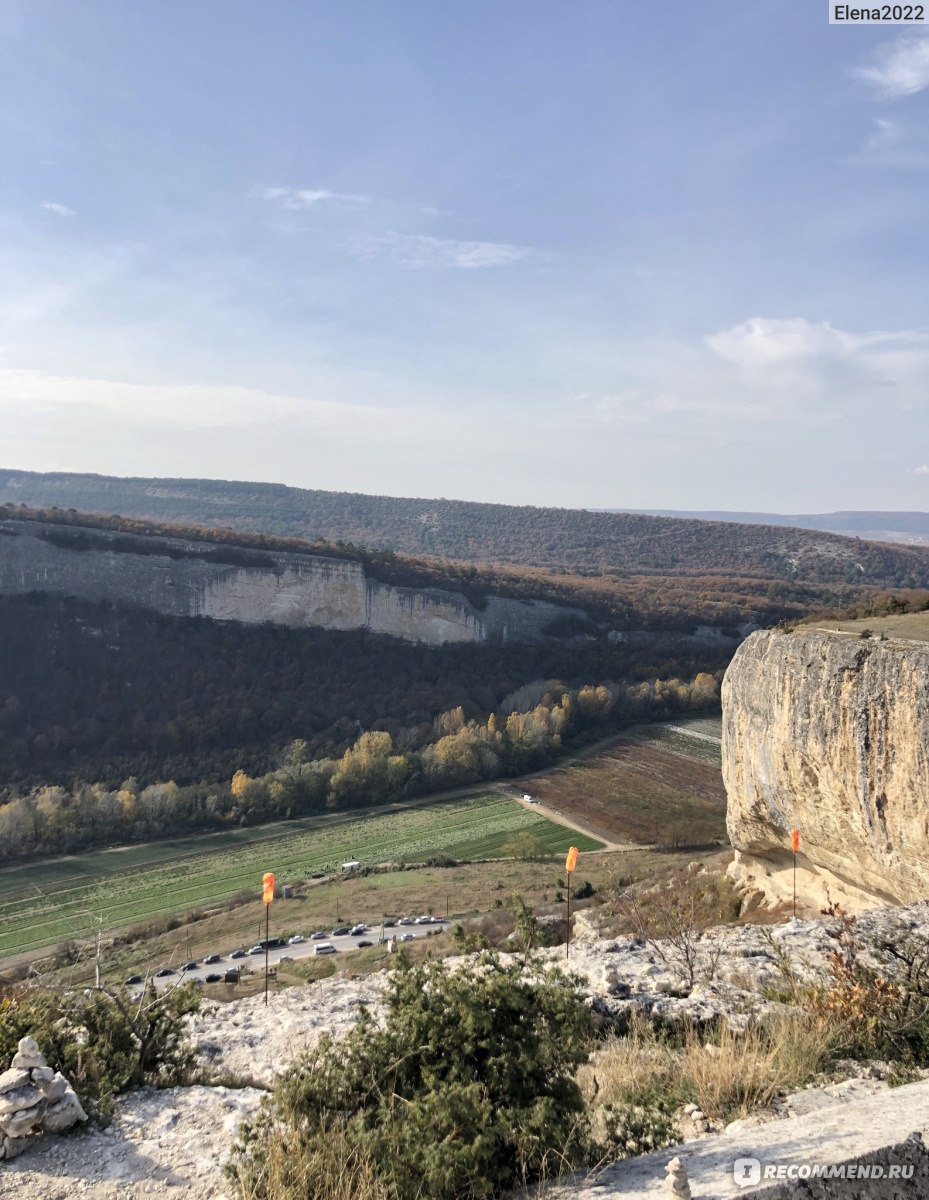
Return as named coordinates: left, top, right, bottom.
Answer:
left=3, top=468, right=928, bottom=590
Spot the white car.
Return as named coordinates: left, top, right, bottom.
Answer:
left=414, top=915, right=433, bottom=925
left=399, top=932, right=415, bottom=942
left=288, top=934, right=305, bottom=944
left=315, top=942, right=337, bottom=955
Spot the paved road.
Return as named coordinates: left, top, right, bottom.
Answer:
left=139, top=919, right=450, bottom=992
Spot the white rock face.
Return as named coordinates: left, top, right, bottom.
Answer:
left=0, top=519, right=585, bottom=647
left=723, top=628, right=929, bottom=911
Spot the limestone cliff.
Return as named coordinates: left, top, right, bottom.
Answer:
left=723, top=627, right=929, bottom=910
left=0, top=518, right=583, bottom=646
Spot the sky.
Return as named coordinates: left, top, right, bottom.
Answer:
left=1, top=0, right=928, bottom=511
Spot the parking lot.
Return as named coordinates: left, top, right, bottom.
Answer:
left=134, top=916, right=450, bottom=992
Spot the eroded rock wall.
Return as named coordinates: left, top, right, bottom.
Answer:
left=0, top=519, right=581, bottom=646
left=722, top=628, right=929, bottom=910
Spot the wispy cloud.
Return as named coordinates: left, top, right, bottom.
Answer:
left=913, top=464, right=929, bottom=475
left=352, top=232, right=534, bottom=270
left=848, top=117, right=929, bottom=168
left=853, top=37, right=929, bottom=98
left=254, top=186, right=369, bottom=209
left=40, top=201, right=73, bottom=217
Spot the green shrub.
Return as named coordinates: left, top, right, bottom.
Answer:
left=229, top=951, right=594, bottom=1200
left=0, top=983, right=200, bottom=1120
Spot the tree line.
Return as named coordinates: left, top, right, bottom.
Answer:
left=0, top=672, right=720, bottom=862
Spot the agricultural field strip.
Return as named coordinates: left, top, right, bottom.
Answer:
left=6, top=796, right=600, bottom=924
left=3, top=798, right=602, bottom=956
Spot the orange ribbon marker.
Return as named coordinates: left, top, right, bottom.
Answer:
left=565, top=845, right=579, bottom=874
left=262, top=871, right=275, bottom=905
left=790, top=829, right=800, bottom=853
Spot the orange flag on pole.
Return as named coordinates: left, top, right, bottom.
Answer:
left=565, top=846, right=579, bottom=874
left=790, top=829, right=800, bottom=853
left=262, top=872, right=275, bottom=905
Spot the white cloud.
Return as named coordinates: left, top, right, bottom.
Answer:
left=854, top=37, right=929, bottom=98
left=913, top=464, right=929, bottom=475
left=848, top=117, right=929, bottom=168
left=254, top=186, right=369, bottom=209
left=352, top=232, right=534, bottom=270
left=699, top=317, right=929, bottom=425
left=40, top=201, right=73, bottom=217
left=706, top=317, right=929, bottom=371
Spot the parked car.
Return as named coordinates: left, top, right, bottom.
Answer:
left=181, top=961, right=198, bottom=971
left=248, top=945, right=264, bottom=955
left=383, top=918, right=397, bottom=928
left=397, top=917, right=413, bottom=926
left=399, top=933, right=415, bottom=942
left=357, top=939, right=373, bottom=948
left=124, top=974, right=143, bottom=985
left=315, top=942, right=337, bottom=955
left=280, top=955, right=294, bottom=962
left=310, top=930, right=328, bottom=939
left=204, top=973, right=222, bottom=983
left=350, top=923, right=366, bottom=936
left=230, top=949, right=246, bottom=959
left=332, top=926, right=350, bottom=936
left=203, top=953, right=222, bottom=964
left=288, top=934, right=305, bottom=944
left=414, top=916, right=433, bottom=925
left=155, top=967, right=175, bottom=977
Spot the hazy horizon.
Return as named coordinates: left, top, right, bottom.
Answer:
left=3, top=2, right=929, bottom=511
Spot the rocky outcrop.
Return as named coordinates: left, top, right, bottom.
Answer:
left=722, top=628, right=929, bottom=911
left=0, top=519, right=584, bottom=647
left=0, top=1036, right=86, bottom=1161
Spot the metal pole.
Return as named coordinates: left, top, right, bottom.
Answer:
left=792, top=851, right=797, bottom=920
left=566, top=875, right=571, bottom=960
left=264, top=902, right=270, bottom=1005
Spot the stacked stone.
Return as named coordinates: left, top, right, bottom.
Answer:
left=665, top=1155, right=691, bottom=1199
left=0, top=1036, right=87, bottom=1161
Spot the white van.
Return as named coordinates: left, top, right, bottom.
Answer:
left=315, top=942, right=337, bottom=955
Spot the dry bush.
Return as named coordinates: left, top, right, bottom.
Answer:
left=579, top=1010, right=683, bottom=1111
left=580, top=1008, right=835, bottom=1134
left=684, top=1012, right=836, bottom=1121
left=230, top=1120, right=391, bottom=1200
left=614, top=871, right=738, bottom=989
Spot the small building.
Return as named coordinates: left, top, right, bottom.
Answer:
left=281, top=883, right=295, bottom=899
left=341, top=860, right=361, bottom=873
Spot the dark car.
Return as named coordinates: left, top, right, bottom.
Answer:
left=124, top=974, right=143, bottom=985
left=332, top=926, right=350, bottom=936
left=310, top=931, right=328, bottom=940
left=357, top=940, right=373, bottom=949
left=203, top=953, right=222, bottom=964
left=181, top=961, right=198, bottom=971
left=155, top=967, right=175, bottom=977
left=204, top=973, right=222, bottom=983
left=230, top=949, right=246, bottom=959
left=383, top=919, right=397, bottom=928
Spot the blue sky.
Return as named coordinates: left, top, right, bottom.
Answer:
left=2, top=0, right=928, bottom=509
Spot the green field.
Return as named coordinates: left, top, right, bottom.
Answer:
left=1, top=794, right=602, bottom=960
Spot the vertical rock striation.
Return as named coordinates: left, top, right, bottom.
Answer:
left=723, top=628, right=929, bottom=910
left=0, top=519, right=584, bottom=646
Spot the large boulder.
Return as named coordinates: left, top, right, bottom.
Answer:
left=722, top=628, right=929, bottom=911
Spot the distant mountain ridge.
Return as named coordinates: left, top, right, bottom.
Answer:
left=2, top=469, right=928, bottom=604
left=609, top=509, right=929, bottom=547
